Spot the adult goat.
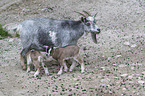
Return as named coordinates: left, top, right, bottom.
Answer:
left=16, top=11, right=101, bottom=69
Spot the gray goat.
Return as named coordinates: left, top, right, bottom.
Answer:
left=16, top=11, right=101, bottom=69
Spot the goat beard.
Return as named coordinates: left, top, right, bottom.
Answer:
left=91, top=33, right=97, bottom=44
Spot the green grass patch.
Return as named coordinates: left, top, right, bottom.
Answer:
left=0, top=24, right=12, bottom=39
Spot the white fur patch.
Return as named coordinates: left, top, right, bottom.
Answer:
left=34, top=70, right=40, bottom=77
left=47, top=48, right=52, bottom=56
left=49, top=31, right=57, bottom=43
left=27, top=54, right=32, bottom=65
left=87, top=16, right=94, bottom=21
left=63, top=62, right=68, bottom=72
left=38, top=56, right=41, bottom=62
left=27, top=66, right=31, bottom=72
left=81, top=63, right=85, bottom=73
left=44, top=67, right=49, bottom=75
left=69, top=62, right=76, bottom=72
left=58, top=66, right=63, bottom=75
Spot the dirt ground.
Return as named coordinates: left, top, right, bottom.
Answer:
left=0, top=0, right=145, bottom=95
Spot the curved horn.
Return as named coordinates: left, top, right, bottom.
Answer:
left=83, top=11, right=91, bottom=16
left=74, top=11, right=87, bottom=17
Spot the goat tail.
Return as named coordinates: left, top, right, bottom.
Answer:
left=13, top=24, right=22, bottom=33
left=12, top=24, right=22, bottom=37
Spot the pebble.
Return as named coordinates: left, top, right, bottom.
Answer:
left=9, top=38, right=14, bottom=42
left=100, top=67, right=105, bottom=71
left=101, top=78, right=110, bottom=83
left=112, top=64, right=117, bottom=66
left=141, top=71, right=145, bottom=75
left=107, top=57, right=111, bottom=60
left=124, top=42, right=130, bottom=46
left=115, top=55, right=122, bottom=58
left=131, top=67, right=134, bottom=70
left=116, top=81, right=121, bottom=85
left=120, top=74, right=128, bottom=77
left=128, top=75, right=133, bottom=79
left=138, top=80, right=144, bottom=84
left=131, top=44, right=137, bottom=48
left=122, top=88, right=127, bottom=91
left=119, top=64, right=126, bottom=67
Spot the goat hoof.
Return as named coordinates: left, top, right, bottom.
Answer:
left=34, top=74, right=37, bottom=78
left=22, top=66, right=26, bottom=70
left=45, top=73, right=49, bottom=76
left=81, top=71, right=85, bottom=73
left=69, top=69, right=73, bottom=72
left=64, top=69, right=68, bottom=72
left=34, top=73, right=39, bottom=77
left=27, top=70, right=30, bottom=73
left=57, top=71, right=62, bottom=75
left=26, top=69, right=31, bottom=73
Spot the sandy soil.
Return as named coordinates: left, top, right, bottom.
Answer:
left=0, top=0, right=145, bottom=95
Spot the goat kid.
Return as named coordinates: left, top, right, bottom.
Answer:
left=50, top=45, right=85, bottom=75
left=26, top=50, right=49, bottom=77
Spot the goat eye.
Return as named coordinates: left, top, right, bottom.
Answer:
left=86, top=22, right=90, bottom=26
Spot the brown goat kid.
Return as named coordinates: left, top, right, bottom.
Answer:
left=50, top=45, right=85, bottom=75
left=26, top=50, right=49, bottom=77
left=25, top=45, right=85, bottom=76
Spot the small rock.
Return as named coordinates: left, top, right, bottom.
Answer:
left=131, top=44, right=137, bottom=48
left=9, top=38, right=14, bottom=42
left=122, top=88, right=127, bottom=91
left=122, top=36, right=129, bottom=39
left=138, top=80, right=144, bottom=84
left=120, top=74, right=128, bottom=77
left=107, top=57, right=111, bottom=60
left=138, top=77, right=141, bottom=80
left=116, top=81, right=121, bottom=85
left=119, top=64, right=126, bottom=67
left=137, top=63, right=142, bottom=66
left=100, top=83, right=106, bottom=86
left=113, top=64, right=117, bottom=66
left=124, top=42, right=130, bottom=46
left=141, top=71, right=145, bottom=75
left=115, top=55, right=122, bottom=58
left=128, top=75, right=133, bottom=79
left=131, top=67, right=135, bottom=70
left=100, top=67, right=105, bottom=71
left=23, top=8, right=30, bottom=12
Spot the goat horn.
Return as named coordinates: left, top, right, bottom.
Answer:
left=83, top=11, right=91, bottom=16
left=74, top=11, right=87, bottom=17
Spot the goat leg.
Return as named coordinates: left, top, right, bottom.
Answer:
left=20, top=54, right=26, bottom=70
left=74, top=55, right=85, bottom=73
left=69, top=60, right=76, bottom=72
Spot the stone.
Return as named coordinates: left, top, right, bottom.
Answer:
left=131, top=44, right=137, bottom=48
left=119, top=64, right=126, bottom=67
left=115, top=55, right=122, bottom=58
left=107, top=57, right=111, bottom=60
left=9, top=38, right=14, bottom=42
left=124, top=42, right=130, bottom=46
left=141, top=71, right=145, bottom=75
left=122, top=88, right=127, bottom=91
left=120, top=74, right=128, bottom=77
left=128, top=75, right=133, bottom=79
left=138, top=80, right=144, bottom=84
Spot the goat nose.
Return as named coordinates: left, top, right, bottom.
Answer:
left=97, top=29, right=101, bottom=32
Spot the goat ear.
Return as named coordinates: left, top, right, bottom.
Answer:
left=81, top=17, right=85, bottom=23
